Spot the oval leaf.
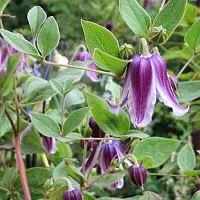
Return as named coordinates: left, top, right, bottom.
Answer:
left=153, top=0, right=187, bottom=41
left=192, top=191, right=200, bottom=200
left=63, top=107, right=90, bottom=136
left=81, top=20, right=119, bottom=56
left=134, top=137, right=181, bottom=168
left=119, top=0, right=151, bottom=38
left=0, top=29, right=42, bottom=60
left=50, top=79, right=64, bottom=96
left=2, top=54, right=21, bottom=96
left=179, top=80, right=200, bottom=102
left=37, top=16, right=60, bottom=57
left=93, top=48, right=130, bottom=77
left=185, top=19, right=200, bottom=53
left=31, top=112, right=60, bottom=137
left=177, top=144, right=196, bottom=171
left=87, top=93, right=130, bottom=137
left=27, top=6, right=47, bottom=36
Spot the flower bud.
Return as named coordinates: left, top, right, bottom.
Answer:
left=62, top=188, right=83, bottom=200
left=89, top=117, right=105, bottom=138
left=149, top=26, right=168, bottom=44
left=53, top=50, right=68, bottom=69
left=128, top=165, right=147, bottom=188
left=119, top=43, right=135, bottom=60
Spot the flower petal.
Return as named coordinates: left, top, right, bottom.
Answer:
left=151, top=54, right=189, bottom=116
left=86, top=62, right=99, bottom=82
left=128, top=55, right=156, bottom=128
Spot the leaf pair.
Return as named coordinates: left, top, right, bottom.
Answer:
left=82, top=20, right=130, bottom=77
left=0, top=6, right=60, bottom=60
left=120, top=0, right=187, bottom=43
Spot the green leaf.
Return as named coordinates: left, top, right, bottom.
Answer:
left=153, top=0, right=187, bottom=41
left=140, top=191, right=162, bottom=200
left=63, top=107, right=90, bottom=136
left=50, top=79, right=64, bottom=96
left=14, top=167, right=52, bottom=200
left=184, top=170, right=200, bottom=177
left=0, top=110, right=16, bottom=137
left=65, top=89, right=85, bottom=109
left=81, top=20, right=119, bottom=56
left=192, top=191, right=200, bottom=200
left=37, top=16, right=60, bottom=57
left=185, top=20, right=200, bottom=53
left=90, top=171, right=125, bottom=187
left=2, top=54, right=21, bottom=96
left=20, top=120, right=45, bottom=154
left=31, top=112, right=60, bottom=137
left=177, top=144, right=196, bottom=171
left=134, top=137, right=181, bottom=168
left=87, top=93, right=130, bottom=137
left=0, top=168, right=15, bottom=189
left=0, top=29, right=42, bottom=60
left=119, top=0, right=151, bottom=38
left=27, top=6, right=47, bottom=36
left=179, top=81, right=200, bottom=102
left=21, top=76, right=56, bottom=105
left=93, top=48, right=130, bottom=77
left=122, top=130, right=149, bottom=139
left=0, top=0, right=10, bottom=14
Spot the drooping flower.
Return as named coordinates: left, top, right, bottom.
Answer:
left=62, top=188, right=82, bottom=200
left=85, top=140, right=132, bottom=190
left=75, top=51, right=99, bottom=82
left=89, top=117, right=105, bottom=139
left=129, top=165, right=147, bottom=188
left=109, top=43, right=189, bottom=128
left=42, top=136, right=56, bottom=154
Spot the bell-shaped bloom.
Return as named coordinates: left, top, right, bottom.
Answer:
left=129, top=165, right=147, bottom=188
left=75, top=51, right=99, bottom=82
left=109, top=54, right=189, bottom=128
left=42, top=136, right=56, bottom=154
left=62, top=188, right=82, bottom=200
left=85, top=140, right=132, bottom=190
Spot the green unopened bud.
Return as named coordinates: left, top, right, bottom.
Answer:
left=119, top=43, right=135, bottom=60
left=150, top=25, right=168, bottom=44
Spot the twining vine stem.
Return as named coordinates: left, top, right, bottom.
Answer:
left=43, top=60, right=116, bottom=77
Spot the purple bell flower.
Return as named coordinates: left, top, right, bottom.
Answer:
left=109, top=53, right=189, bottom=128
left=75, top=51, right=99, bottom=82
left=143, top=0, right=152, bottom=8
left=129, top=165, right=147, bottom=188
left=42, top=136, right=56, bottom=154
left=62, top=188, right=83, bottom=200
left=85, top=140, right=132, bottom=190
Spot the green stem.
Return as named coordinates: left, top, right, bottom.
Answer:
left=159, top=0, right=166, bottom=12
left=177, top=55, right=195, bottom=78
left=61, top=95, right=65, bottom=135
left=141, top=38, right=151, bottom=57
left=82, top=140, right=88, bottom=176
left=57, top=177, right=74, bottom=190
left=43, top=60, right=116, bottom=77
left=129, top=154, right=139, bottom=167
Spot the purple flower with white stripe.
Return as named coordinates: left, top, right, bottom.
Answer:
left=75, top=51, right=99, bottom=82
left=42, top=136, right=56, bottom=154
left=85, top=140, right=132, bottom=190
left=62, top=188, right=82, bottom=200
left=109, top=52, right=189, bottom=128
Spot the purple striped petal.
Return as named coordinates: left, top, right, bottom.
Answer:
left=86, top=62, right=99, bottom=82
left=128, top=55, right=156, bottom=128
left=150, top=54, right=189, bottom=116
left=108, top=178, right=124, bottom=191
left=42, top=136, right=56, bottom=154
